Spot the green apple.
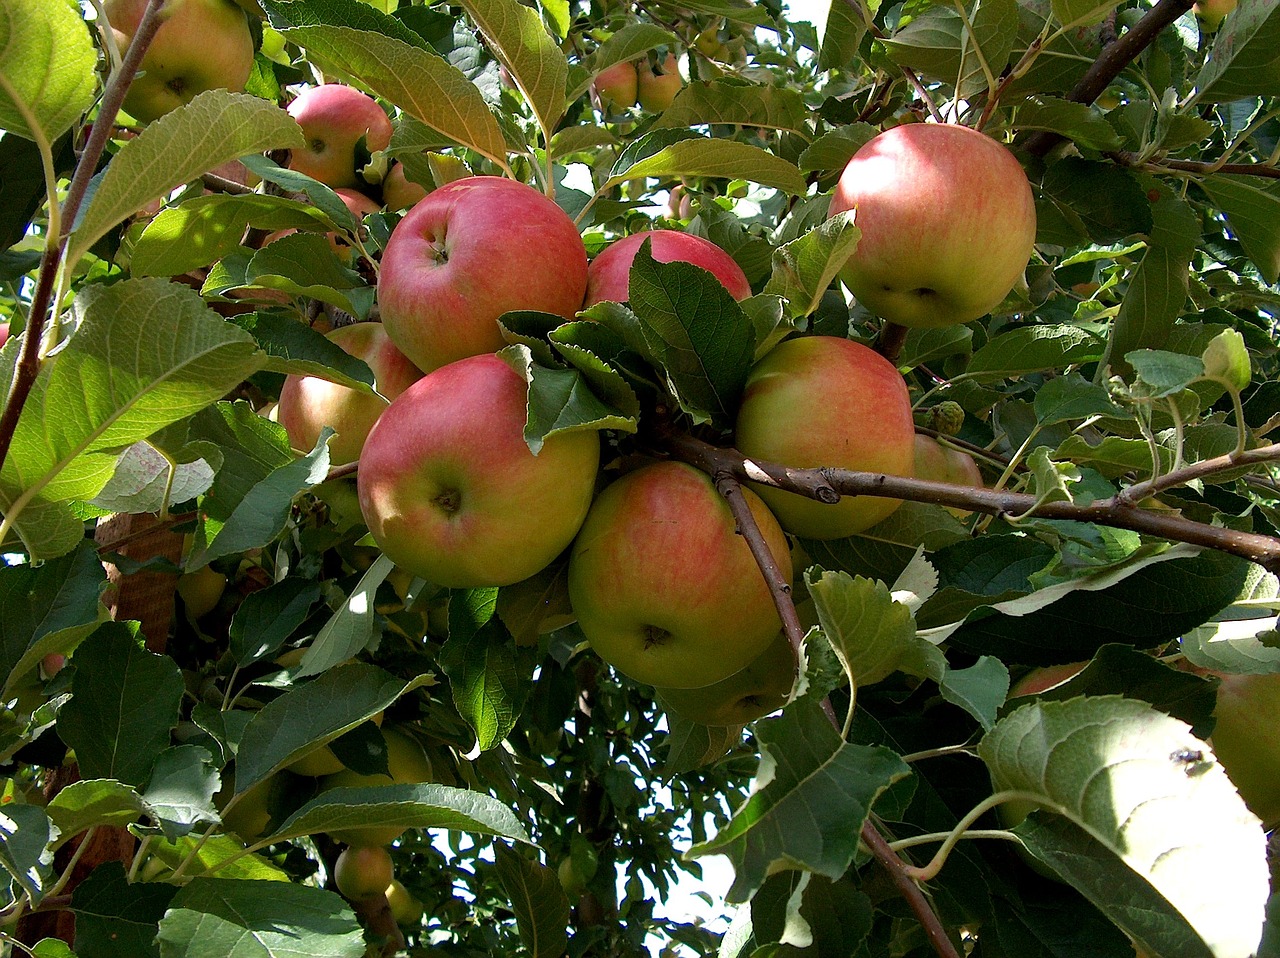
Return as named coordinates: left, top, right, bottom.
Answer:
left=733, top=336, right=916, bottom=539
left=913, top=435, right=984, bottom=516
left=567, top=461, right=792, bottom=689
left=655, top=629, right=796, bottom=726
left=286, top=84, right=394, bottom=189
left=104, top=0, right=254, bottom=122
left=582, top=230, right=752, bottom=306
left=177, top=563, right=226, bottom=618
left=385, top=878, right=425, bottom=925
left=334, top=844, right=395, bottom=899
left=276, top=323, right=422, bottom=468
left=1193, top=0, right=1236, bottom=31
left=828, top=124, right=1036, bottom=329
left=592, top=61, right=639, bottom=112
left=320, top=726, right=435, bottom=846
left=637, top=53, right=682, bottom=112
left=1209, top=672, right=1280, bottom=827
left=382, top=161, right=429, bottom=211
left=358, top=353, right=600, bottom=588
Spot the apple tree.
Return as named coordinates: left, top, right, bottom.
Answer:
left=3, top=0, right=1280, bottom=955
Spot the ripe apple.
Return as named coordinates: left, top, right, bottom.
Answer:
left=655, top=629, right=796, bottom=726
left=276, top=323, right=422, bottom=467
left=321, top=726, right=435, bottom=846
left=0, top=323, right=10, bottom=347
left=637, top=53, right=683, bottom=112
left=262, top=188, right=381, bottom=263
left=104, top=0, right=255, bottom=123
left=358, top=353, right=600, bottom=588
left=1008, top=661, right=1086, bottom=698
left=334, top=845, right=395, bottom=899
left=567, top=460, right=792, bottom=689
left=377, top=176, right=589, bottom=373
left=582, top=230, right=752, bottom=307
left=828, top=123, right=1036, bottom=329
left=1208, top=672, right=1280, bottom=827
left=666, top=185, right=693, bottom=221
left=382, top=161, right=429, bottom=211
left=913, top=435, right=984, bottom=516
left=592, top=61, right=638, bottom=112
left=287, top=84, right=394, bottom=189
left=733, top=336, right=915, bottom=539
left=1193, top=0, right=1236, bottom=30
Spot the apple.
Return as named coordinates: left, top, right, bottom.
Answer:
left=262, top=188, right=381, bottom=262
left=1193, top=0, right=1236, bottom=30
left=104, top=0, right=255, bottom=123
left=276, top=323, right=422, bottom=467
left=567, top=460, right=792, bottom=690
left=582, top=230, right=752, bottom=307
left=666, top=185, right=693, bottom=221
left=1008, top=661, right=1087, bottom=699
left=592, top=61, right=638, bottom=112
left=382, top=161, right=429, bottom=211
left=177, top=563, right=226, bottom=618
left=358, top=353, right=600, bottom=589
left=733, top=336, right=916, bottom=539
left=287, top=84, right=394, bottom=189
left=637, top=53, right=683, bottom=112
left=1208, top=672, right=1280, bottom=827
left=655, top=629, right=796, bottom=726
left=0, top=323, right=10, bottom=347
left=385, top=879, right=425, bottom=925
left=334, top=845, right=395, bottom=900
left=828, top=124, right=1036, bottom=329
left=377, top=176, right=589, bottom=373
left=321, top=726, right=435, bottom=846
left=913, top=435, right=984, bottom=516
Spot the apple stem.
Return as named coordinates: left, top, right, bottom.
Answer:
left=874, top=321, right=910, bottom=363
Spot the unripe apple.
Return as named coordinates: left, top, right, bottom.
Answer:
left=1008, top=661, right=1087, bottom=698
left=276, top=323, right=422, bottom=468
left=1192, top=0, right=1236, bottom=31
left=655, top=629, right=796, bottom=726
left=637, top=53, right=683, bottom=112
left=828, top=124, right=1036, bottom=329
left=321, top=726, right=435, bottom=846
left=358, top=354, right=600, bottom=588
left=567, top=461, right=792, bottom=689
left=385, top=879, right=425, bottom=925
left=592, top=61, right=639, bottom=111
left=666, top=185, right=693, bottom=221
left=734, top=336, right=915, bottom=539
left=287, top=85, right=394, bottom=189
left=334, top=845, right=395, bottom=900
left=378, top=176, right=589, bottom=373
left=1209, top=672, right=1280, bottom=827
left=382, top=161, right=429, bottom=211
left=582, top=230, right=751, bottom=307
left=177, top=563, right=226, bottom=618
left=912, top=435, right=984, bottom=516
left=104, top=0, right=255, bottom=122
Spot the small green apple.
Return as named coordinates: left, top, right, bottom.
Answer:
left=1193, top=0, right=1236, bottom=31
left=637, top=53, right=682, bottom=112
left=592, top=61, right=639, bottom=111
left=334, top=844, right=395, bottom=900
left=385, top=878, right=425, bottom=924
left=320, top=726, right=435, bottom=846
left=177, top=564, right=226, bottom=619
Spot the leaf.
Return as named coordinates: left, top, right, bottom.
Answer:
left=69, top=92, right=302, bottom=265
left=71, top=862, right=176, bottom=958
left=0, top=279, right=266, bottom=560
left=763, top=211, right=860, bottom=320
left=796, top=122, right=878, bottom=173
left=818, top=0, right=866, bottom=71
left=628, top=240, right=756, bottom=425
left=805, top=569, right=946, bottom=688
left=58, top=623, right=183, bottom=787
left=495, top=845, right=570, bottom=958
left=0, top=803, right=57, bottom=904
left=440, top=587, right=532, bottom=751
left=271, top=783, right=533, bottom=846
left=1033, top=373, right=1121, bottom=425
left=1022, top=447, right=1081, bottom=511
left=244, top=233, right=373, bottom=320
left=500, top=344, right=637, bottom=453
left=229, top=578, right=324, bottom=667
left=655, top=80, right=809, bottom=134
left=883, top=0, right=1017, bottom=98
left=297, top=554, right=393, bottom=677
left=46, top=780, right=147, bottom=850
left=89, top=441, right=215, bottom=515
left=1180, top=619, right=1280, bottom=675
left=966, top=323, right=1104, bottom=379
left=230, top=312, right=377, bottom=395
left=155, top=879, right=364, bottom=958
left=142, top=746, right=220, bottom=841
left=980, top=696, right=1269, bottom=958
left=603, top=136, right=807, bottom=195
left=1039, top=158, right=1153, bottom=246
left=939, top=656, right=1009, bottom=732
left=146, top=832, right=290, bottom=883
left=1052, top=0, right=1123, bottom=28
left=460, top=0, right=568, bottom=137
left=689, top=694, right=911, bottom=901
left=568, top=24, right=678, bottom=100
left=0, top=0, right=97, bottom=142
left=233, top=664, right=434, bottom=794
left=1193, top=0, right=1280, bottom=102
left=1013, top=96, right=1121, bottom=151
left=1201, top=175, right=1280, bottom=286
left=1126, top=349, right=1205, bottom=398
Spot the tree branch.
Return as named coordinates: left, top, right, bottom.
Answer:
left=1110, top=151, right=1280, bottom=180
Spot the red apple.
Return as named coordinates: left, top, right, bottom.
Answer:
left=287, top=84, right=394, bottom=189
left=637, top=53, right=682, bottom=112
left=655, top=629, right=796, bottom=726
left=567, top=460, right=792, bottom=690
left=276, top=323, right=422, bottom=467
left=1209, top=672, right=1280, bottom=827
left=377, top=176, right=589, bottom=373
left=105, top=0, right=254, bottom=123
left=357, top=354, right=600, bottom=588
left=828, top=124, right=1036, bottom=329
left=592, top=61, right=638, bottom=112
left=334, top=845, right=394, bottom=899
left=913, top=435, right=984, bottom=516
left=0, top=323, right=9, bottom=348
left=1008, top=661, right=1087, bottom=698
left=382, top=161, right=429, bottom=211
left=582, top=230, right=751, bottom=307
left=733, top=336, right=915, bottom=539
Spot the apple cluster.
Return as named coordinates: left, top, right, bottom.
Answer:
left=591, top=54, right=684, bottom=114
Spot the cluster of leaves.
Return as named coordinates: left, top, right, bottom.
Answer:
left=3, top=0, right=1280, bottom=955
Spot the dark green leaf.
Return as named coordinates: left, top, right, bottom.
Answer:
left=228, top=578, right=324, bottom=667
left=495, top=844, right=570, bottom=958
left=71, top=862, right=176, bottom=958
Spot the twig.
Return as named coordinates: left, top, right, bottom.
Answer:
left=1110, top=151, right=1280, bottom=180
left=201, top=172, right=255, bottom=195
left=875, top=322, right=910, bottom=364
left=1119, top=441, right=1280, bottom=504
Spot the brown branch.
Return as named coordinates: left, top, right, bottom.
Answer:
left=201, top=172, right=255, bottom=195
left=1025, top=0, right=1194, bottom=157
left=352, top=894, right=405, bottom=957
left=914, top=425, right=1012, bottom=468
left=1110, top=151, right=1280, bottom=180
left=1119, top=441, right=1280, bottom=504
left=859, top=820, right=962, bottom=958
left=0, top=0, right=171, bottom=476
left=837, top=0, right=946, bottom=123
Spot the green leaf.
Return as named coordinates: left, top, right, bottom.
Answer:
left=796, top=123, right=878, bottom=173
left=230, top=312, right=377, bottom=395
left=1201, top=175, right=1280, bottom=286
left=655, top=80, right=809, bottom=134
left=142, top=745, right=220, bottom=841
left=1054, top=433, right=1171, bottom=478
left=966, top=324, right=1104, bottom=379
left=805, top=569, right=946, bottom=688
left=1013, top=96, right=1121, bottom=151
left=1126, top=349, right=1205, bottom=398
left=1039, top=158, right=1152, bottom=246
left=603, top=136, right=806, bottom=195
left=271, top=783, right=533, bottom=846
left=70, top=861, right=175, bottom=958
left=819, top=0, right=867, bottom=71
left=495, top=844, right=570, bottom=958
left=244, top=233, right=373, bottom=320
left=939, top=656, right=1009, bottom=731
left=46, top=780, right=147, bottom=850
left=0, top=279, right=266, bottom=560
left=0, top=0, right=97, bottom=142
left=689, top=694, right=912, bottom=901
left=628, top=240, right=756, bottom=425
left=88, top=441, right=216, bottom=515
left=980, top=696, right=1269, bottom=958
left=501, top=344, right=637, bottom=452
left=441, top=587, right=532, bottom=751
left=1180, top=619, right=1280, bottom=675
left=229, top=578, right=324, bottom=667
left=546, top=326, right=643, bottom=422
left=1194, top=0, right=1280, bottom=102
left=460, top=0, right=568, bottom=137
left=660, top=717, right=743, bottom=775
left=0, top=803, right=57, bottom=904
left=882, top=0, right=1017, bottom=99
left=155, top=879, right=364, bottom=958
left=146, top=832, right=290, bottom=883
left=568, top=24, right=678, bottom=101
left=763, top=211, right=860, bottom=320
left=69, top=92, right=302, bottom=265
left=297, top=554, right=393, bottom=677
left=233, top=664, right=432, bottom=794
left=1021, top=446, right=1081, bottom=510
left=1051, top=0, right=1123, bottom=28
left=58, top=623, right=184, bottom=787
left=1033, top=373, right=1121, bottom=425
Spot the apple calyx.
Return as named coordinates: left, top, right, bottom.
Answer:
left=433, top=489, right=462, bottom=515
